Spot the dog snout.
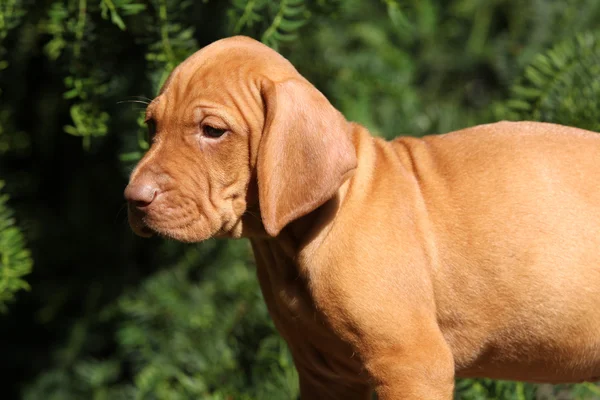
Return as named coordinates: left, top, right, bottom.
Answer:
left=124, top=180, right=159, bottom=209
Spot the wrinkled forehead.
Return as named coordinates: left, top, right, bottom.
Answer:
left=146, top=37, right=298, bottom=118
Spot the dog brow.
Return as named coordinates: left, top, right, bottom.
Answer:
left=144, top=98, right=161, bottom=122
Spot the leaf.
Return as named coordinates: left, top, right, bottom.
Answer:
left=0, top=181, right=33, bottom=313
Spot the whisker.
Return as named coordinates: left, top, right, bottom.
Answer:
left=119, top=95, right=153, bottom=103
left=243, top=210, right=261, bottom=220
left=132, top=95, right=153, bottom=102
left=114, top=202, right=129, bottom=224
left=117, top=99, right=151, bottom=106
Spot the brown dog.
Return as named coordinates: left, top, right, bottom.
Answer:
left=124, top=36, right=600, bottom=399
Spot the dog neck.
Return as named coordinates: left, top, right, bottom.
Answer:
left=246, top=172, right=352, bottom=256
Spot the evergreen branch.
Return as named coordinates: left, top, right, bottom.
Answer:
left=0, top=0, right=23, bottom=36
left=502, top=30, right=600, bottom=130
left=158, top=0, right=175, bottom=68
left=261, top=3, right=286, bottom=44
left=233, top=0, right=258, bottom=34
left=101, top=0, right=126, bottom=30
left=73, top=0, right=87, bottom=58
left=467, top=5, right=492, bottom=55
left=528, top=53, right=579, bottom=118
left=381, top=0, right=413, bottom=33
left=261, top=0, right=307, bottom=47
left=0, top=180, right=32, bottom=313
left=0, top=2, right=7, bottom=33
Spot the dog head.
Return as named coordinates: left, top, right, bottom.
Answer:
left=124, top=36, right=356, bottom=242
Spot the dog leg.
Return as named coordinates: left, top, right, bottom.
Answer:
left=297, top=367, right=372, bottom=400
left=316, top=279, right=455, bottom=399
left=364, top=326, right=455, bottom=400
left=310, top=257, right=455, bottom=398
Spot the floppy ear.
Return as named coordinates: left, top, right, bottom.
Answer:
left=258, top=78, right=357, bottom=237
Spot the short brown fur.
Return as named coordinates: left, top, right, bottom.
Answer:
left=125, top=36, right=600, bottom=399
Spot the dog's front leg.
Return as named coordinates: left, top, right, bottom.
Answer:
left=363, top=329, right=455, bottom=400
left=312, top=301, right=455, bottom=399
left=313, top=264, right=456, bottom=399
left=296, top=365, right=372, bottom=400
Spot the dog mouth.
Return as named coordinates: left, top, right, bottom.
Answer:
left=136, top=216, right=242, bottom=242
left=129, top=215, right=187, bottom=241
left=127, top=198, right=244, bottom=242
left=136, top=224, right=156, bottom=237
left=129, top=211, right=219, bottom=243
left=127, top=209, right=156, bottom=238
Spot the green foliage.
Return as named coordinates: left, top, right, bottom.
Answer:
left=455, top=379, right=600, bottom=400
left=498, top=31, right=600, bottom=131
left=281, top=0, right=600, bottom=138
left=229, top=0, right=311, bottom=48
left=455, top=379, right=534, bottom=400
left=0, top=0, right=25, bottom=72
left=1, top=0, right=600, bottom=399
left=0, top=181, right=32, bottom=312
left=37, top=0, right=150, bottom=149
left=24, top=241, right=298, bottom=400
left=0, top=109, right=30, bottom=155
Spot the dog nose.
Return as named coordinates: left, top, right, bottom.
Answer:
left=124, top=182, right=158, bottom=208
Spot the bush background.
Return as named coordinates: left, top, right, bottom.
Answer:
left=1, top=0, right=600, bottom=399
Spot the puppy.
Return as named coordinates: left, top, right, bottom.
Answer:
left=125, top=36, right=600, bottom=399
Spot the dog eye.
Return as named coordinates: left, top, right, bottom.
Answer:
left=203, top=125, right=226, bottom=138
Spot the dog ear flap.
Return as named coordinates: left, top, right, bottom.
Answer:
left=257, top=78, right=357, bottom=237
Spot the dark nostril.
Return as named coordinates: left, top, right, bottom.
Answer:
left=133, top=198, right=153, bottom=208
left=124, top=184, right=158, bottom=208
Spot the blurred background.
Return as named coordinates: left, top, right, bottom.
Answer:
left=1, top=0, right=600, bottom=399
